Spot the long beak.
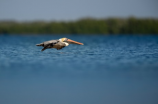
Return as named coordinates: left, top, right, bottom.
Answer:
left=67, top=39, right=84, bottom=45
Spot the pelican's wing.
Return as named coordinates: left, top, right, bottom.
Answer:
left=43, top=40, right=59, bottom=47
left=40, top=40, right=59, bottom=51
left=36, top=39, right=59, bottom=47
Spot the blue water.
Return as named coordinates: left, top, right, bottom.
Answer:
left=0, top=35, right=158, bottom=104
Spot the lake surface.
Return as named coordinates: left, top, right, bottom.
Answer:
left=0, top=35, right=158, bottom=104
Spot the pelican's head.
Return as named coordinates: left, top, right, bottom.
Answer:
left=59, top=38, right=84, bottom=45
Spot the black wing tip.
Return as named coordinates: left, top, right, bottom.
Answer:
left=36, top=43, right=44, bottom=46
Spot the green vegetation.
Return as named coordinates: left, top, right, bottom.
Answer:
left=0, top=17, right=158, bottom=34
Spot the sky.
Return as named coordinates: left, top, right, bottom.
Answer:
left=0, top=0, right=158, bottom=21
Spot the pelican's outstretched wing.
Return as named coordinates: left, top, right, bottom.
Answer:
left=36, top=40, right=59, bottom=46
left=36, top=40, right=59, bottom=51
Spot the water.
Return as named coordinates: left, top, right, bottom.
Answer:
left=0, top=35, right=158, bottom=104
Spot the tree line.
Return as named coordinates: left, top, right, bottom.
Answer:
left=0, top=17, right=158, bottom=34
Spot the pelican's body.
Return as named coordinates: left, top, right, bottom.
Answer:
left=36, top=38, right=83, bottom=51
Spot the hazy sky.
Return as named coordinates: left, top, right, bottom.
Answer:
left=0, top=0, right=158, bottom=21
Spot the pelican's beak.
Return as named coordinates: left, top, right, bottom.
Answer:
left=67, top=39, right=84, bottom=45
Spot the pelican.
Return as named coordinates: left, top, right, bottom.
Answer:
left=36, top=38, right=84, bottom=51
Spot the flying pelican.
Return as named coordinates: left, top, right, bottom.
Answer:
left=36, top=38, right=84, bottom=51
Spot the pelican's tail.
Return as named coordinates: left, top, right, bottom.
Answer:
left=36, top=43, right=44, bottom=46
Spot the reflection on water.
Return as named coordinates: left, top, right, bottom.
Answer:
left=0, top=35, right=158, bottom=104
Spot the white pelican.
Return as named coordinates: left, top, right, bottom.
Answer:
left=36, top=38, right=84, bottom=51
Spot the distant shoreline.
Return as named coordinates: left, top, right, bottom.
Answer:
left=0, top=17, right=158, bottom=34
